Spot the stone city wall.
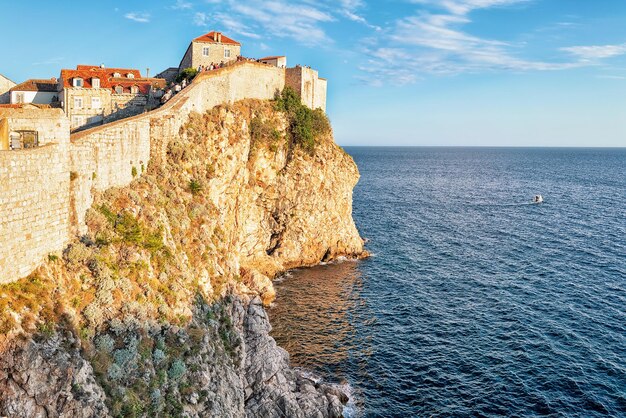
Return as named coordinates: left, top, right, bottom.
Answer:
left=0, top=111, right=70, bottom=283
left=0, top=61, right=308, bottom=283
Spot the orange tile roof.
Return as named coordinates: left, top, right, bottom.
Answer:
left=10, top=78, right=58, bottom=92
left=260, top=56, right=286, bottom=60
left=60, top=65, right=164, bottom=94
left=193, top=31, right=241, bottom=46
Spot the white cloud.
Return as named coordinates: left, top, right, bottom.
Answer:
left=357, top=0, right=621, bottom=85
left=172, top=0, right=193, bottom=10
left=228, top=1, right=334, bottom=45
left=124, top=12, right=151, bottom=23
left=182, top=0, right=381, bottom=45
left=561, top=44, right=626, bottom=60
left=193, top=12, right=209, bottom=26
left=413, top=0, right=531, bottom=15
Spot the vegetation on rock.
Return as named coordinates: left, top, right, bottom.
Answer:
left=274, top=87, right=331, bottom=153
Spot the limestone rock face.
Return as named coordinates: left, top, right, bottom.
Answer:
left=0, top=335, right=108, bottom=418
left=0, top=99, right=364, bottom=417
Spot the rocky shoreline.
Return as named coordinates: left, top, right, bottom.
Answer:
left=0, top=296, right=349, bottom=417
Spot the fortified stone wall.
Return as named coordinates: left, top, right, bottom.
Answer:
left=0, top=110, right=70, bottom=283
left=0, top=61, right=304, bottom=283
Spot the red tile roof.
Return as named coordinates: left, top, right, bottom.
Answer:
left=60, top=65, right=164, bottom=95
left=260, top=56, right=286, bottom=60
left=10, top=78, right=58, bottom=92
left=193, top=31, right=241, bottom=46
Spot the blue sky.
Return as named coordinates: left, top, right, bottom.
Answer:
left=2, top=0, right=626, bottom=146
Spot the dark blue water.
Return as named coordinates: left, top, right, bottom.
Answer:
left=268, top=147, right=626, bottom=417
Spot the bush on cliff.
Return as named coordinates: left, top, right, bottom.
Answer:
left=274, top=87, right=330, bottom=154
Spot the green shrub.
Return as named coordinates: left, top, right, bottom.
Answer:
left=176, top=67, right=198, bottom=83
left=274, top=87, right=331, bottom=154
left=131, top=166, right=138, bottom=177
left=189, top=179, right=202, bottom=196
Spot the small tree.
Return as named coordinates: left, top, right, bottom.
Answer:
left=176, top=68, right=198, bottom=83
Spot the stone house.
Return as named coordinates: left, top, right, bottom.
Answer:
left=179, top=31, right=241, bottom=71
left=260, top=56, right=287, bottom=68
left=0, top=74, right=16, bottom=104
left=9, top=78, right=59, bottom=105
left=59, top=65, right=165, bottom=130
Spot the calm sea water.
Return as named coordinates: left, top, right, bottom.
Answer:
left=269, top=147, right=626, bottom=417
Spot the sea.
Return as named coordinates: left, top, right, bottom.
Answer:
left=268, top=147, right=626, bottom=417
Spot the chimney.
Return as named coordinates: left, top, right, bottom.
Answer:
left=213, top=32, right=218, bottom=42
left=218, top=32, right=222, bottom=43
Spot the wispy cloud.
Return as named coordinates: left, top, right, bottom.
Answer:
left=182, top=0, right=380, bottom=45
left=172, top=0, right=193, bottom=10
left=229, top=1, right=334, bottom=45
left=193, top=12, right=209, bottom=26
left=561, top=43, right=626, bottom=60
left=124, top=12, right=151, bottom=23
left=358, top=0, right=626, bottom=85
left=412, top=0, right=532, bottom=15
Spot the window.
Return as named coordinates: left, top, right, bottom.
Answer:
left=72, top=116, right=85, bottom=127
left=91, top=97, right=101, bottom=108
left=203, top=46, right=210, bottom=56
left=130, top=86, right=139, bottom=94
left=20, top=131, right=38, bottom=149
left=73, top=78, right=83, bottom=87
left=127, top=73, right=135, bottom=79
left=114, top=86, right=123, bottom=94
left=224, top=49, right=231, bottom=58
left=15, top=93, right=24, bottom=103
left=113, top=72, right=121, bottom=78
left=92, top=78, right=100, bottom=88
left=9, top=131, right=38, bottom=149
left=74, top=97, right=83, bottom=109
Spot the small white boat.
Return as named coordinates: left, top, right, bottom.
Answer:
left=533, top=195, right=544, bottom=204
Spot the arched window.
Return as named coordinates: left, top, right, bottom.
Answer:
left=113, top=72, right=121, bottom=78
left=130, top=86, right=139, bottom=94
left=114, top=86, right=123, bottom=94
left=127, top=73, right=135, bottom=79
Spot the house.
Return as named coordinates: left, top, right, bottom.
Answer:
left=178, top=31, right=241, bottom=72
left=9, top=78, right=59, bottom=105
left=0, top=74, right=16, bottom=104
left=59, top=65, right=166, bottom=130
left=259, top=56, right=287, bottom=68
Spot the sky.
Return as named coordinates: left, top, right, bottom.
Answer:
left=2, top=0, right=626, bottom=147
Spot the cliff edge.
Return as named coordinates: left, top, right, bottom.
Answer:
left=0, top=97, right=365, bottom=417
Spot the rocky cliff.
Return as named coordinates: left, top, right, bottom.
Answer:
left=0, top=98, right=364, bottom=417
